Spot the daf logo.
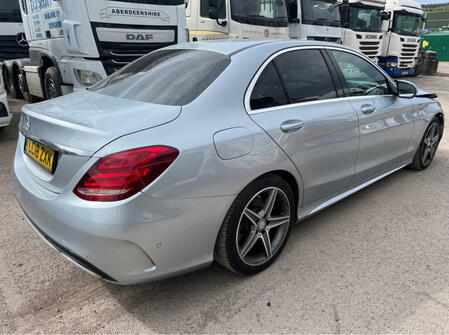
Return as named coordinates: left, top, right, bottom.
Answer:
left=126, top=33, right=154, bottom=41
left=16, top=33, right=28, bottom=47
left=264, top=29, right=269, bottom=38
left=366, top=34, right=377, bottom=39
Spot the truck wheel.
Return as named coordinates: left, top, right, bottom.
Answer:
left=2, top=68, right=11, bottom=94
left=13, top=68, right=24, bottom=99
left=16, top=69, right=38, bottom=103
left=44, top=67, right=62, bottom=100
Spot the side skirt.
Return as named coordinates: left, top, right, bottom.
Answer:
left=297, top=163, right=409, bottom=222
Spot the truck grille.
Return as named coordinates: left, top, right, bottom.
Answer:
left=91, top=23, right=178, bottom=75
left=359, top=40, right=381, bottom=59
left=0, top=35, right=29, bottom=61
left=399, top=42, right=418, bottom=68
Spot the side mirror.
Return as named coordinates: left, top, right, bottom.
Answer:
left=396, top=80, right=417, bottom=98
left=381, top=11, right=391, bottom=21
left=209, top=0, right=217, bottom=7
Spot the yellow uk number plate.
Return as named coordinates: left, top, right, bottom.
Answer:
left=25, top=138, right=56, bottom=172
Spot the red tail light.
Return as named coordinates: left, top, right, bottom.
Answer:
left=74, top=146, right=179, bottom=202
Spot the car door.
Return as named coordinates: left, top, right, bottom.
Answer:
left=328, top=50, right=414, bottom=184
left=247, top=48, right=359, bottom=206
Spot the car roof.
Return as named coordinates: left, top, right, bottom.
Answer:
left=166, top=39, right=357, bottom=57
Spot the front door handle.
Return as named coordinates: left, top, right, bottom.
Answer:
left=361, top=104, right=376, bottom=115
left=280, top=120, right=305, bottom=133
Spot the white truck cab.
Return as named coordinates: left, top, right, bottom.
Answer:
left=340, top=0, right=387, bottom=62
left=0, top=0, right=29, bottom=98
left=12, top=0, right=188, bottom=102
left=379, top=0, right=423, bottom=76
left=286, top=0, right=343, bottom=43
left=187, top=0, right=290, bottom=41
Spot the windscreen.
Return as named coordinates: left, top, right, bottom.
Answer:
left=349, top=5, right=382, bottom=32
left=0, top=0, right=22, bottom=23
left=301, top=0, right=341, bottom=27
left=230, top=0, right=288, bottom=27
left=392, top=12, right=422, bottom=36
left=90, top=49, right=231, bottom=106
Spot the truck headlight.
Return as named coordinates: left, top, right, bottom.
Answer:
left=74, top=69, right=103, bottom=87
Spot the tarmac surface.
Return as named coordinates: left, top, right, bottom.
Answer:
left=1, top=66, right=449, bottom=333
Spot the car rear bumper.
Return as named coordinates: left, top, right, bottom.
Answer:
left=13, top=141, right=234, bottom=285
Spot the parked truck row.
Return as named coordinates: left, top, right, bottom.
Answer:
left=0, top=0, right=424, bottom=104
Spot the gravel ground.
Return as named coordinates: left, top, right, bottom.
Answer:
left=1, top=68, right=449, bottom=333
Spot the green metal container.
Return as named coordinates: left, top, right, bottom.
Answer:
left=421, top=31, right=449, bottom=61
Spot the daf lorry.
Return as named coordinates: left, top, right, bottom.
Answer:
left=187, top=0, right=290, bottom=41
left=379, top=0, right=423, bottom=76
left=0, top=0, right=29, bottom=98
left=6, top=0, right=188, bottom=102
left=340, top=0, right=388, bottom=62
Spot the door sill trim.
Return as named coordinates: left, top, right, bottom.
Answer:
left=299, top=163, right=408, bottom=220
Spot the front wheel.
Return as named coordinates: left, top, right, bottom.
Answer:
left=215, top=174, right=295, bottom=275
left=410, top=117, right=442, bottom=170
left=44, top=67, right=62, bottom=100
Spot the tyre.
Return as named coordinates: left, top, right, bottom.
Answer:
left=16, top=71, right=39, bottom=103
left=2, top=68, right=11, bottom=94
left=44, top=67, right=62, bottom=100
left=215, top=174, right=295, bottom=275
left=13, top=68, right=24, bottom=99
left=410, top=117, right=442, bottom=170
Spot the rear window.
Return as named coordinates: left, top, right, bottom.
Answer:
left=90, top=49, right=231, bottom=106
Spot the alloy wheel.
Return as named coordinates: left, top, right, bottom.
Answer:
left=421, top=122, right=440, bottom=166
left=236, top=187, right=291, bottom=266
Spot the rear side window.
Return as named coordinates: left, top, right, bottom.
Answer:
left=90, top=49, right=230, bottom=106
left=250, top=63, right=288, bottom=110
left=274, top=49, right=337, bottom=103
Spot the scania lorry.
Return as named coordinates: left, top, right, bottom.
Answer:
left=187, top=0, right=290, bottom=41
left=340, top=0, right=388, bottom=62
left=5, top=0, right=188, bottom=102
left=286, top=0, right=388, bottom=61
left=379, top=0, right=423, bottom=76
left=286, top=0, right=343, bottom=43
left=0, top=0, right=29, bottom=98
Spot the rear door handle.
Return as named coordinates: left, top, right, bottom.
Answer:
left=280, top=120, right=305, bottom=133
left=361, top=104, right=376, bottom=115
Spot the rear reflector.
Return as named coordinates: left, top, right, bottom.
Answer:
left=74, top=146, right=179, bottom=202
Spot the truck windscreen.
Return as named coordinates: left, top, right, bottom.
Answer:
left=392, top=12, right=422, bottom=36
left=0, top=0, right=22, bottom=23
left=230, top=0, right=289, bottom=27
left=301, top=0, right=341, bottom=27
left=348, top=6, right=382, bottom=32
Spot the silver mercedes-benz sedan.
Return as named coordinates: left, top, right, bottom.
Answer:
left=14, top=40, right=444, bottom=284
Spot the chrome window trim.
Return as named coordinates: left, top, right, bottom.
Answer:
left=244, top=45, right=398, bottom=115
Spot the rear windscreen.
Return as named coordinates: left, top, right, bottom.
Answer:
left=90, top=49, right=231, bottom=106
